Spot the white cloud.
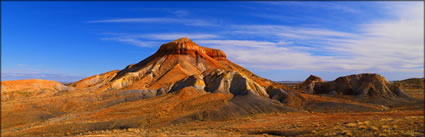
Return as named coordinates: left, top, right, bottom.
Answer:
left=232, top=25, right=358, bottom=40
left=96, top=3, right=423, bottom=75
left=101, top=33, right=219, bottom=47
left=101, top=37, right=159, bottom=47
left=197, top=40, right=278, bottom=48
left=145, top=33, right=219, bottom=40
left=326, top=2, right=424, bottom=72
left=198, top=40, right=330, bottom=70
left=255, top=2, right=363, bottom=14
left=172, top=10, right=190, bottom=17
left=88, top=18, right=215, bottom=26
left=200, top=3, right=423, bottom=73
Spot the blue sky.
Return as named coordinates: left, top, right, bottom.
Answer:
left=2, top=2, right=424, bottom=82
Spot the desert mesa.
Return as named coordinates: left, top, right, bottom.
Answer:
left=1, top=37, right=424, bottom=137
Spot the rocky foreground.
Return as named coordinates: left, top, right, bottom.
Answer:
left=72, top=110, right=424, bottom=137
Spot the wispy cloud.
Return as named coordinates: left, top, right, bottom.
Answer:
left=2, top=64, right=84, bottom=82
left=172, top=10, right=190, bottom=17
left=1, top=73, right=84, bottom=82
left=197, top=40, right=278, bottom=48
left=101, top=37, right=159, bottom=47
left=101, top=33, right=219, bottom=47
left=145, top=33, right=219, bottom=40
left=231, top=25, right=358, bottom=40
left=88, top=17, right=215, bottom=26
left=326, top=2, right=424, bottom=72
left=256, top=2, right=363, bottom=14
left=199, top=40, right=331, bottom=70
left=95, top=2, right=423, bottom=75
left=200, top=3, right=423, bottom=73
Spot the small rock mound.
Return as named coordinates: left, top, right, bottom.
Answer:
left=314, top=73, right=408, bottom=98
left=295, top=75, right=324, bottom=93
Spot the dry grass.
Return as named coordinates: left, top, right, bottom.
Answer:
left=65, top=110, right=424, bottom=137
left=1, top=81, right=423, bottom=137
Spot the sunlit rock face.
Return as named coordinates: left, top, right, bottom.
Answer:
left=314, top=73, right=409, bottom=98
left=157, top=37, right=227, bottom=60
left=296, top=75, right=324, bottom=94
left=70, top=37, right=275, bottom=96
left=203, top=69, right=269, bottom=97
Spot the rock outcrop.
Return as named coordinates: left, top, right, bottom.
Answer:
left=62, top=37, right=303, bottom=110
left=170, top=74, right=206, bottom=92
left=314, top=73, right=408, bottom=98
left=70, top=37, right=279, bottom=97
left=203, top=69, right=269, bottom=97
left=157, top=37, right=226, bottom=60
left=100, top=37, right=228, bottom=91
left=61, top=38, right=411, bottom=113
left=168, top=69, right=269, bottom=97
left=69, top=70, right=119, bottom=90
left=295, top=75, right=324, bottom=94
left=268, top=88, right=289, bottom=102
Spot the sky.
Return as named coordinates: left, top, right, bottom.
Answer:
left=1, top=1, right=424, bottom=82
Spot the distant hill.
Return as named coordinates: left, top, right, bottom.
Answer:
left=275, top=81, right=303, bottom=85
left=393, top=78, right=425, bottom=89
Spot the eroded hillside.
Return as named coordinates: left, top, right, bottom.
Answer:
left=1, top=38, right=423, bottom=137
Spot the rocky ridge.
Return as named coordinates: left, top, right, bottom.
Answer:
left=294, top=75, right=324, bottom=94
left=305, top=73, right=409, bottom=98
left=70, top=37, right=290, bottom=100
left=1, top=79, right=72, bottom=101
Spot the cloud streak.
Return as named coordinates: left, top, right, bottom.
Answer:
left=1, top=73, right=84, bottom=82
left=145, top=33, right=219, bottom=40
left=96, top=2, right=423, bottom=75
left=231, top=25, right=358, bottom=40
left=101, top=37, right=159, bottom=47
left=197, top=40, right=278, bottom=48
left=199, top=3, right=423, bottom=73
left=88, top=18, right=215, bottom=26
left=101, top=33, right=220, bottom=47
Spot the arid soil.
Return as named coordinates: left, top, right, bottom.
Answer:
left=69, top=87, right=425, bottom=137
left=22, top=87, right=420, bottom=137
left=71, top=110, right=424, bottom=137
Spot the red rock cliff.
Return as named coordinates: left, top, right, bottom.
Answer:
left=157, top=37, right=226, bottom=60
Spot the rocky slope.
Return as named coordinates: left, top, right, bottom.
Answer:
left=69, top=37, right=292, bottom=102
left=311, top=73, right=409, bottom=98
left=393, top=78, right=425, bottom=89
left=294, top=75, right=324, bottom=94
left=1, top=79, right=72, bottom=101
